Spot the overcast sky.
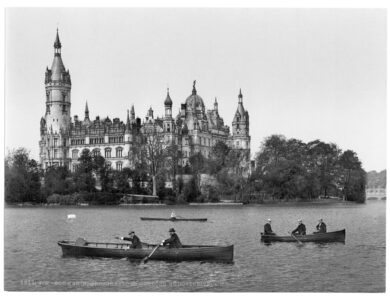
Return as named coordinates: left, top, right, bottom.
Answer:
left=5, top=8, right=386, bottom=171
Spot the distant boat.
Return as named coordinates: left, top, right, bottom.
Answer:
left=67, top=214, right=76, bottom=219
left=77, top=203, right=89, bottom=206
left=57, top=238, right=233, bottom=262
left=140, top=217, right=207, bottom=222
left=260, top=229, right=346, bottom=243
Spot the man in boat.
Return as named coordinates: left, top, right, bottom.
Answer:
left=264, top=219, right=276, bottom=235
left=315, top=219, right=327, bottom=233
left=118, top=231, right=143, bottom=249
left=291, top=219, right=306, bottom=235
left=170, top=211, right=177, bottom=220
left=162, top=228, right=182, bottom=248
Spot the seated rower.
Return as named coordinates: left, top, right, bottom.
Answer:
left=291, top=219, right=306, bottom=236
left=264, top=219, right=276, bottom=235
left=170, top=211, right=177, bottom=219
left=162, top=228, right=182, bottom=248
left=118, top=231, right=143, bottom=249
left=315, top=219, right=327, bottom=233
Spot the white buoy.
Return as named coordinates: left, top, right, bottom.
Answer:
left=67, top=214, right=76, bottom=219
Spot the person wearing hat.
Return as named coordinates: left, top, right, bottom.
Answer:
left=315, top=219, right=327, bottom=233
left=264, top=219, right=276, bottom=235
left=118, top=231, right=143, bottom=249
left=291, top=219, right=306, bottom=236
left=161, top=228, right=182, bottom=248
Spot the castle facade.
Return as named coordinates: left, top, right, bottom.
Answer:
left=39, top=31, right=250, bottom=172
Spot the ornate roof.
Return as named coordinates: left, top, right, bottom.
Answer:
left=185, top=81, right=204, bottom=110
left=164, top=88, right=173, bottom=106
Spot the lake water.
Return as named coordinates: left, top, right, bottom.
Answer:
left=4, top=201, right=386, bottom=292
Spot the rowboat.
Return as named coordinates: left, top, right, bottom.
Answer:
left=140, top=217, right=207, bottom=222
left=260, top=229, right=346, bottom=243
left=57, top=238, right=233, bottom=262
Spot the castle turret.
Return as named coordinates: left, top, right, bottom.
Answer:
left=40, top=29, right=71, bottom=170
left=164, top=88, right=173, bottom=117
left=231, top=89, right=250, bottom=150
left=163, top=88, right=175, bottom=135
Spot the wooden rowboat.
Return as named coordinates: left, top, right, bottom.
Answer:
left=261, top=229, right=346, bottom=243
left=140, top=217, right=207, bottom=222
left=57, top=238, right=233, bottom=262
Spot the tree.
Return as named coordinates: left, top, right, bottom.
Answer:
left=92, top=154, right=112, bottom=192
left=43, top=165, right=74, bottom=196
left=138, top=125, right=166, bottom=196
left=307, top=140, right=341, bottom=198
left=73, top=149, right=95, bottom=192
left=338, top=150, right=366, bottom=202
left=165, top=144, right=182, bottom=195
left=5, top=148, right=42, bottom=203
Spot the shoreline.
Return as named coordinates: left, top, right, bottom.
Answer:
left=4, top=199, right=373, bottom=208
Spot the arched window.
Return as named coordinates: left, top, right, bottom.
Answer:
left=116, top=147, right=123, bottom=158
left=72, top=149, right=79, bottom=159
left=116, top=161, right=123, bottom=171
left=92, top=148, right=101, bottom=157
left=105, top=148, right=111, bottom=158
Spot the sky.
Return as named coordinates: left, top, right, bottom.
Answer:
left=5, top=8, right=387, bottom=171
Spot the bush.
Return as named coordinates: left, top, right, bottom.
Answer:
left=203, top=185, right=220, bottom=202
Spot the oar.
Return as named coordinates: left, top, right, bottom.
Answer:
left=141, top=242, right=162, bottom=264
left=289, top=232, right=303, bottom=245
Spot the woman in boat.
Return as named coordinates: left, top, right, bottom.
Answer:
left=291, top=219, right=306, bottom=235
left=264, top=219, right=276, bottom=235
left=119, top=231, right=143, bottom=249
left=162, top=228, right=182, bottom=248
left=315, top=219, right=327, bottom=233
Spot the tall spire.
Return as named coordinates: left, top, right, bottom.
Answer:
left=214, top=97, right=218, bottom=112
left=130, top=104, right=135, bottom=120
left=126, top=109, right=130, bottom=124
left=54, top=28, right=62, bottom=56
left=85, top=101, right=89, bottom=119
left=238, top=88, right=243, bottom=103
left=192, top=80, right=197, bottom=95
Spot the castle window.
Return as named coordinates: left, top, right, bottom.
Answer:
left=116, top=147, right=123, bottom=158
left=105, top=148, right=111, bottom=158
left=54, top=149, right=58, bottom=159
left=92, top=149, right=101, bottom=157
left=116, top=161, right=123, bottom=171
left=72, top=150, right=79, bottom=159
left=236, top=141, right=240, bottom=147
left=54, top=138, right=58, bottom=147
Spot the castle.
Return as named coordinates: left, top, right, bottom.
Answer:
left=39, top=30, right=251, bottom=172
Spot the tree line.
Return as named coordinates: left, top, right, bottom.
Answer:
left=4, top=134, right=366, bottom=204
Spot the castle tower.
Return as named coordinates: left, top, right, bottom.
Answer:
left=163, top=88, right=175, bottom=135
left=40, top=29, right=72, bottom=169
left=231, top=89, right=250, bottom=150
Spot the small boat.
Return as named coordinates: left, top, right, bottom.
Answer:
left=261, top=229, right=346, bottom=243
left=57, top=238, right=233, bottom=262
left=140, top=217, right=207, bottom=222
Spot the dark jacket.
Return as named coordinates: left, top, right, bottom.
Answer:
left=316, top=222, right=327, bottom=233
left=123, top=235, right=142, bottom=249
left=292, top=223, right=306, bottom=235
left=264, top=223, right=274, bottom=235
left=163, top=233, right=182, bottom=248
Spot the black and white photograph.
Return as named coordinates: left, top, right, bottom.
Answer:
left=2, top=4, right=387, bottom=294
